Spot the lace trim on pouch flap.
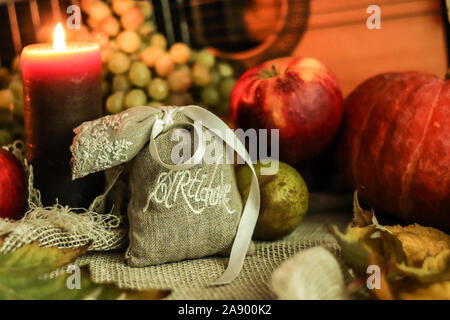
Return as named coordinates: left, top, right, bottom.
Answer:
left=70, top=106, right=162, bottom=179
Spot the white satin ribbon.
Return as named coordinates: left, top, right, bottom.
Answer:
left=149, top=107, right=206, bottom=170
left=147, top=105, right=260, bottom=285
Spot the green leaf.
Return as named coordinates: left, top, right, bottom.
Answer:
left=0, top=238, right=88, bottom=277
left=0, top=238, right=170, bottom=300
left=2, top=267, right=170, bottom=300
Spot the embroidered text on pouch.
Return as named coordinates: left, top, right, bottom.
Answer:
left=144, top=165, right=236, bottom=214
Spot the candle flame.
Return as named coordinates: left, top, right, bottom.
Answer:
left=53, top=23, right=66, bottom=51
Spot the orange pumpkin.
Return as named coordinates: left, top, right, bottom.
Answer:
left=339, top=72, right=450, bottom=228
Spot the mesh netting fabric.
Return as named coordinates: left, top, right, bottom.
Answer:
left=0, top=205, right=127, bottom=253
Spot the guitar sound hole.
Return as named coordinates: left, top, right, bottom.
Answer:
left=189, top=0, right=310, bottom=70
left=188, top=0, right=283, bottom=53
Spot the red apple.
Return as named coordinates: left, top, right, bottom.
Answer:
left=231, top=57, right=344, bottom=163
left=0, top=149, right=27, bottom=219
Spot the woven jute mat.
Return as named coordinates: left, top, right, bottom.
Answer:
left=70, top=211, right=351, bottom=300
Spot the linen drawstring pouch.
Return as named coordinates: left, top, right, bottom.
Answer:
left=70, top=105, right=260, bottom=284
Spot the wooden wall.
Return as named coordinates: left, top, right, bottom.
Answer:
left=294, top=0, right=447, bottom=96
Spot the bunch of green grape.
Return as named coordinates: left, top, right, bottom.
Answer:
left=79, top=0, right=237, bottom=116
left=0, top=60, right=25, bottom=147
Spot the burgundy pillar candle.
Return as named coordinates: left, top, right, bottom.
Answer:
left=20, top=23, right=104, bottom=208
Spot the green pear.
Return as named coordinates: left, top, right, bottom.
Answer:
left=236, top=160, right=309, bottom=240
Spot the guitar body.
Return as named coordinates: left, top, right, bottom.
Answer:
left=0, top=0, right=447, bottom=95
left=179, top=0, right=447, bottom=94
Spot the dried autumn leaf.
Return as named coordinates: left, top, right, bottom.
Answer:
left=0, top=238, right=170, bottom=300
left=329, top=224, right=406, bottom=273
left=351, top=191, right=374, bottom=228
left=329, top=225, right=397, bottom=300
left=351, top=192, right=388, bottom=233
left=393, top=250, right=450, bottom=283
left=330, top=194, right=450, bottom=300
left=367, top=253, right=394, bottom=300
left=364, top=229, right=406, bottom=265
left=386, top=224, right=450, bottom=267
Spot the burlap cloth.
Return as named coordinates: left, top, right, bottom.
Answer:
left=2, top=141, right=352, bottom=299
left=68, top=211, right=350, bottom=300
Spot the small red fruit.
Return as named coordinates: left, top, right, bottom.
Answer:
left=0, top=149, right=27, bottom=219
left=231, top=56, right=344, bottom=163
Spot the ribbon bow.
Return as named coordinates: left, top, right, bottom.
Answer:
left=149, top=106, right=206, bottom=171
left=151, top=106, right=180, bottom=136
